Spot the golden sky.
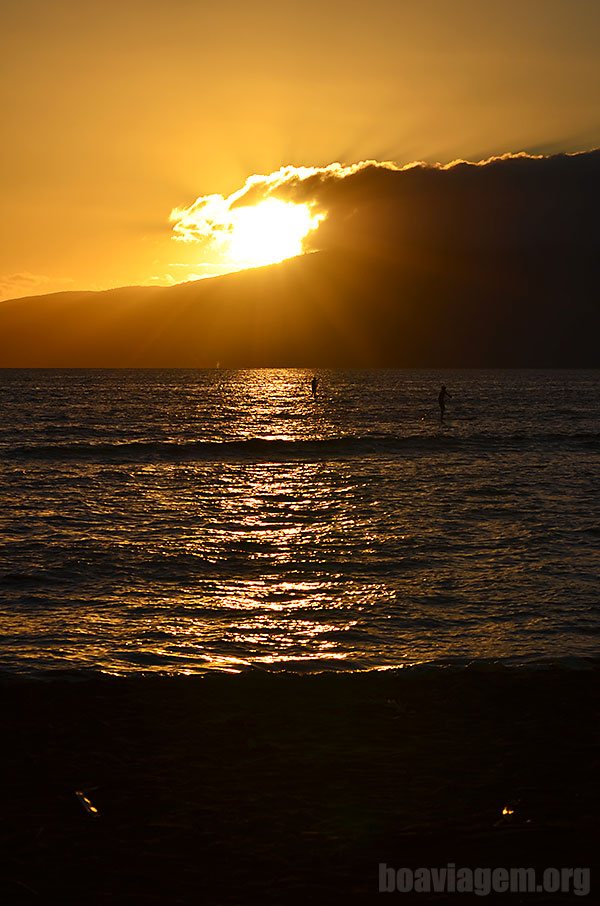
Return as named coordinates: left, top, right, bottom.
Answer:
left=2, top=0, right=600, bottom=300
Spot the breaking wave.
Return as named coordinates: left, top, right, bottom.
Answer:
left=3, top=431, right=600, bottom=462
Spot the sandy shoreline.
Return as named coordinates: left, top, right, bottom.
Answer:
left=2, top=667, right=598, bottom=903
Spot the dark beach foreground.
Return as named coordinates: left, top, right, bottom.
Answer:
left=1, top=666, right=598, bottom=904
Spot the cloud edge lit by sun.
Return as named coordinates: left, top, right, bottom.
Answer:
left=167, top=150, right=592, bottom=280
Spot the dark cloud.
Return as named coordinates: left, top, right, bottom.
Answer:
left=253, top=150, right=600, bottom=257
left=175, top=150, right=600, bottom=266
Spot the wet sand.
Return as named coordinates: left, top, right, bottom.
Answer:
left=1, top=667, right=598, bottom=903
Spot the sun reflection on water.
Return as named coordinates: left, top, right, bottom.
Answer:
left=3, top=368, right=600, bottom=675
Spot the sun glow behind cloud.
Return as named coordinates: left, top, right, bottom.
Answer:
left=170, top=171, right=328, bottom=271
left=168, top=161, right=411, bottom=278
left=166, top=152, right=578, bottom=284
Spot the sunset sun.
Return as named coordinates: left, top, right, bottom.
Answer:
left=169, top=186, right=326, bottom=275
left=228, top=199, right=323, bottom=268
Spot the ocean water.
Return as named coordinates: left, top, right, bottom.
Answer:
left=0, top=368, right=599, bottom=675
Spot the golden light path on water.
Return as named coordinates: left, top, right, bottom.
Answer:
left=1, top=368, right=600, bottom=675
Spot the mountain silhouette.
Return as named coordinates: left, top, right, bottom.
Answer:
left=0, top=242, right=598, bottom=367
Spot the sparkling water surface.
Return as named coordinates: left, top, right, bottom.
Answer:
left=1, top=369, right=599, bottom=674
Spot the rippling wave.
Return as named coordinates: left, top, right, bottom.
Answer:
left=4, top=430, right=600, bottom=462
left=1, top=368, right=599, bottom=676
